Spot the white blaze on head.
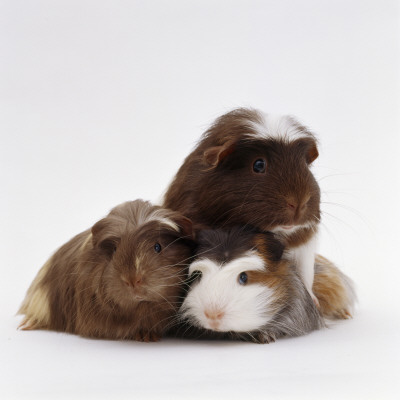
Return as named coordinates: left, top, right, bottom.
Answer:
left=181, top=251, right=276, bottom=333
left=248, top=111, right=314, bottom=142
left=143, top=209, right=179, bottom=232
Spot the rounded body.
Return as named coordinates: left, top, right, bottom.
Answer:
left=18, top=200, right=195, bottom=341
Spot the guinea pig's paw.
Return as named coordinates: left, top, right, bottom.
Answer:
left=333, top=308, right=353, bottom=320
left=134, top=330, right=161, bottom=342
left=246, top=331, right=276, bottom=344
left=259, top=332, right=277, bottom=344
left=310, top=292, right=320, bottom=309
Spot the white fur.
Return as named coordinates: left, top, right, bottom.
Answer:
left=18, top=259, right=52, bottom=328
left=289, top=234, right=318, bottom=303
left=138, top=206, right=179, bottom=232
left=248, top=112, right=314, bottom=142
left=271, top=221, right=316, bottom=235
left=154, top=216, right=179, bottom=231
left=19, top=287, right=50, bottom=328
left=181, top=252, right=276, bottom=332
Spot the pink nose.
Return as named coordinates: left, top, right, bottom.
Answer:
left=204, top=309, right=225, bottom=320
left=123, top=277, right=142, bottom=288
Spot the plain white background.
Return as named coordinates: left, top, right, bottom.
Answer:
left=1, top=0, right=399, bottom=399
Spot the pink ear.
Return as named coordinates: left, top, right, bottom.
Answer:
left=203, top=139, right=236, bottom=167
left=306, top=142, right=319, bottom=164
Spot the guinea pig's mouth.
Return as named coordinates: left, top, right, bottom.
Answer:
left=131, top=292, right=149, bottom=301
left=132, top=296, right=145, bottom=302
left=271, top=224, right=298, bottom=234
left=271, top=222, right=315, bottom=235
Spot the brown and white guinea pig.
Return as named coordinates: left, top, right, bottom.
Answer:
left=179, top=228, right=355, bottom=344
left=18, top=200, right=195, bottom=342
left=163, top=108, right=321, bottom=306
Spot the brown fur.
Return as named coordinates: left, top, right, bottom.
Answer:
left=163, top=108, right=320, bottom=246
left=18, top=200, right=195, bottom=341
left=252, top=248, right=356, bottom=321
left=249, top=235, right=355, bottom=321
left=251, top=252, right=356, bottom=321
left=312, top=255, right=356, bottom=319
left=163, top=108, right=355, bottom=318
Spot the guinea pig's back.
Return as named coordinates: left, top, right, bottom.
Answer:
left=18, top=200, right=156, bottom=331
left=18, top=229, right=92, bottom=331
left=313, top=255, right=356, bottom=320
left=260, top=267, right=324, bottom=342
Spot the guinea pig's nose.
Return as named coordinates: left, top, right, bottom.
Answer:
left=204, top=309, right=225, bottom=321
left=123, top=276, right=143, bottom=288
left=286, top=195, right=310, bottom=217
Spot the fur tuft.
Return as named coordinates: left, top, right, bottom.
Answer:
left=313, top=255, right=356, bottom=320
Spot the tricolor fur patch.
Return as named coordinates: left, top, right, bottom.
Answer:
left=181, top=252, right=277, bottom=332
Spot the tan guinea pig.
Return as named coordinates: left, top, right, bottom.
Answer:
left=18, top=200, right=195, bottom=342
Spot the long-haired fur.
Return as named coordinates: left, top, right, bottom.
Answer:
left=18, top=200, right=195, bottom=341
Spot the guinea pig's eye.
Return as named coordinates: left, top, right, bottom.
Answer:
left=238, top=272, right=248, bottom=285
left=154, top=243, right=162, bottom=253
left=253, top=158, right=267, bottom=173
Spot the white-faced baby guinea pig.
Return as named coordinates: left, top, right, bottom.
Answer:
left=180, top=228, right=355, bottom=344
left=18, top=200, right=195, bottom=342
left=180, top=228, right=323, bottom=344
left=164, top=108, right=322, bottom=306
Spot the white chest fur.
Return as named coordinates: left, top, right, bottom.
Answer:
left=288, top=233, right=319, bottom=305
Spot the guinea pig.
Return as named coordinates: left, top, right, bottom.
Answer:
left=163, top=108, right=322, bottom=306
left=18, top=200, right=195, bottom=342
left=179, top=228, right=355, bottom=344
left=179, top=228, right=323, bottom=344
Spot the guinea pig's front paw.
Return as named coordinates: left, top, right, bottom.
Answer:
left=134, top=330, right=161, bottom=342
left=332, top=308, right=352, bottom=320
left=310, top=292, right=320, bottom=308
left=245, top=331, right=276, bottom=344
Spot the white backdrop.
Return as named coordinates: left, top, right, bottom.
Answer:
left=1, top=1, right=399, bottom=399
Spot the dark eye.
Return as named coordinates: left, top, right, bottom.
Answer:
left=238, top=272, right=248, bottom=285
left=154, top=243, right=162, bottom=253
left=253, top=158, right=266, bottom=173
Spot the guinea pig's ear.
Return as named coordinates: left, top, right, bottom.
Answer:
left=255, top=232, right=285, bottom=263
left=306, top=141, right=319, bottom=164
left=173, top=215, right=195, bottom=240
left=297, top=137, right=319, bottom=164
left=203, top=138, right=236, bottom=167
left=91, top=216, right=123, bottom=258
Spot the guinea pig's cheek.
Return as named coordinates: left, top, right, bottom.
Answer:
left=180, top=284, right=206, bottom=327
left=180, top=273, right=227, bottom=330
left=218, top=284, right=276, bottom=332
